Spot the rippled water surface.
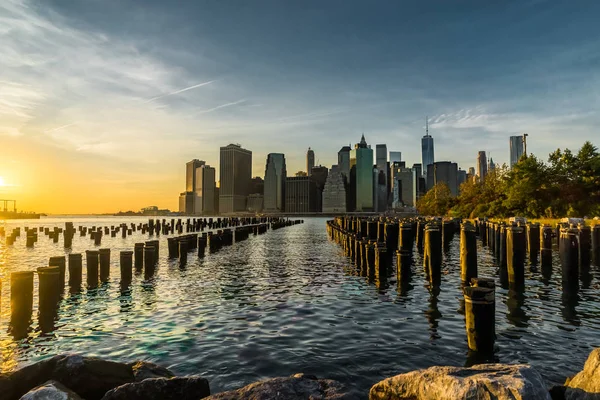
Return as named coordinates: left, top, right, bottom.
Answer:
left=1, top=217, right=600, bottom=397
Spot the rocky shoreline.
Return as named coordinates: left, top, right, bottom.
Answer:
left=2, top=349, right=599, bottom=399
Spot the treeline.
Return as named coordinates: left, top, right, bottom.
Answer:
left=417, top=141, right=600, bottom=218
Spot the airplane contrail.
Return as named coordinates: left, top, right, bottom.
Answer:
left=144, top=80, right=215, bottom=103
left=44, top=122, right=77, bottom=133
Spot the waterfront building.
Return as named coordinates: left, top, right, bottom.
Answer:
left=476, top=151, right=488, bottom=181
left=322, top=165, right=346, bottom=213
left=219, top=144, right=252, bottom=214
left=421, top=117, right=435, bottom=179
left=195, top=164, right=216, bottom=214
left=263, top=153, right=287, bottom=212
left=397, top=168, right=414, bottom=207
left=186, top=159, right=205, bottom=192
left=411, top=163, right=424, bottom=206
left=285, top=176, right=317, bottom=213
left=247, top=194, right=264, bottom=213
left=249, top=177, right=264, bottom=195
left=510, top=135, right=524, bottom=167
left=306, top=148, right=315, bottom=176
left=337, top=146, right=351, bottom=181
left=488, top=157, right=496, bottom=171
left=178, top=191, right=194, bottom=214
left=350, top=135, right=374, bottom=211
left=426, top=161, right=459, bottom=196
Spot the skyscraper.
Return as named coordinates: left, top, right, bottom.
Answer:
left=219, top=144, right=252, bottom=214
left=306, top=148, right=315, bottom=176
left=421, top=117, right=434, bottom=179
left=311, top=165, right=328, bottom=212
left=389, top=151, right=401, bottom=164
left=195, top=164, right=216, bottom=214
left=375, top=144, right=388, bottom=212
left=337, top=146, right=351, bottom=181
left=477, top=151, right=488, bottom=181
left=285, top=176, right=317, bottom=213
left=186, top=159, right=205, bottom=192
left=488, top=157, right=495, bottom=171
left=509, top=135, right=524, bottom=167
left=350, top=134, right=374, bottom=211
left=426, top=161, right=459, bottom=196
left=263, top=153, right=286, bottom=212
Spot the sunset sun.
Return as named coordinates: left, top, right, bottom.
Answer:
left=0, top=176, right=5, bottom=187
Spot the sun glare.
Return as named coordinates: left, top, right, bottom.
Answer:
left=0, top=177, right=5, bottom=186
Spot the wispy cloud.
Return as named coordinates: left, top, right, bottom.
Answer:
left=198, top=99, right=247, bottom=114
left=144, top=80, right=215, bottom=103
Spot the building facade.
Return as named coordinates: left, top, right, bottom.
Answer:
left=426, top=161, right=459, bottom=196
left=219, top=144, right=252, bottom=214
left=247, top=194, right=264, bottom=213
left=375, top=144, right=388, bottom=212
left=476, top=151, right=488, bottom=181
left=263, top=153, right=286, bottom=212
left=350, top=135, right=374, bottom=211
left=322, top=165, right=347, bottom=213
left=285, top=176, right=317, bottom=213
left=195, top=164, right=216, bottom=214
left=311, top=165, right=328, bottom=212
left=389, top=151, right=401, bottom=164
left=510, top=135, right=524, bottom=167
left=337, top=146, right=351, bottom=181
left=306, top=148, right=315, bottom=176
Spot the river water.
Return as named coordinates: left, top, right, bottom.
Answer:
left=0, top=216, right=599, bottom=397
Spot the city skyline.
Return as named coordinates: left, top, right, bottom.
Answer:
left=2, top=0, right=600, bottom=213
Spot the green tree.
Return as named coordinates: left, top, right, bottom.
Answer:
left=417, top=182, right=455, bottom=216
left=503, top=155, right=551, bottom=218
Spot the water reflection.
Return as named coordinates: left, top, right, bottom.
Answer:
left=506, top=289, right=529, bottom=327
left=561, top=287, right=580, bottom=326
left=425, top=286, right=442, bottom=340
left=465, top=349, right=499, bottom=367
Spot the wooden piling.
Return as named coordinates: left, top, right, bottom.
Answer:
left=85, top=250, right=99, bottom=288
left=464, top=278, right=495, bottom=354
left=506, top=226, right=526, bottom=291
left=68, top=253, right=83, bottom=291
left=460, top=223, right=477, bottom=283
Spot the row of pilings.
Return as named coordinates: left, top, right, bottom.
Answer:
left=2, top=217, right=277, bottom=248
left=2, top=217, right=303, bottom=340
left=327, top=216, right=600, bottom=361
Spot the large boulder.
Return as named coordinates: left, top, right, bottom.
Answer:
left=129, top=361, right=175, bottom=381
left=206, top=373, right=356, bottom=399
left=369, top=364, right=551, bottom=400
left=566, top=348, right=600, bottom=393
left=101, top=376, right=210, bottom=400
left=0, top=354, right=176, bottom=400
left=19, top=380, right=82, bottom=400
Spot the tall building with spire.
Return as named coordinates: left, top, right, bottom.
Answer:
left=421, top=117, right=435, bottom=179
left=306, top=147, right=315, bottom=176
left=350, top=134, right=374, bottom=211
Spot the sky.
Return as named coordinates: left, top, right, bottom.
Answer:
left=1, top=0, right=599, bottom=214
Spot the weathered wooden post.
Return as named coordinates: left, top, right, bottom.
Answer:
left=68, top=253, right=83, bottom=291
left=560, top=228, right=579, bottom=289
left=506, top=226, right=526, bottom=291
left=442, top=220, right=454, bottom=252
left=48, top=256, right=66, bottom=291
left=168, top=237, right=179, bottom=258
left=94, top=230, right=102, bottom=246
left=416, top=220, right=425, bottom=252
left=179, top=239, right=188, bottom=266
left=460, top=223, right=477, bottom=283
left=592, top=225, right=600, bottom=266
left=464, top=277, right=495, bottom=354
left=578, top=225, right=591, bottom=269
left=86, top=250, right=99, bottom=288
left=120, top=251, right=133, bottom=284
left=37, top=266, right=60, bottom=332
left=540, top=225, right=553, bottom=267
left=527, top=223, right=540, bottom=264
left=374, top=242, right=388, bottom=281
left=384, top=222, right=399, bottom=253
left=10, top=271, right=34, bottom=337
left=198, top=235, right=207, bottom=258
left=134, top=243, right=144, bottom=270
left=99, top=248, right=111, bottom=282
left=424, top=224, right=442, bottom=287
left=144, top=244, right=156, bottom=278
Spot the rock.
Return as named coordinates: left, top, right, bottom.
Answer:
left=369, top=364, right=551, bottom=400
left=19, top=380, right=83, bottom=400
left=51, top=354, right=134, bottom=400
left=129, top=361, right=175, bottom=381
left=0, top=354, right=155, bottom=400
left=565, top=348, right=600, bottom=394
left=101, top=376, right=210, bottom=400
left=206, top=374, right=356, bottom=399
